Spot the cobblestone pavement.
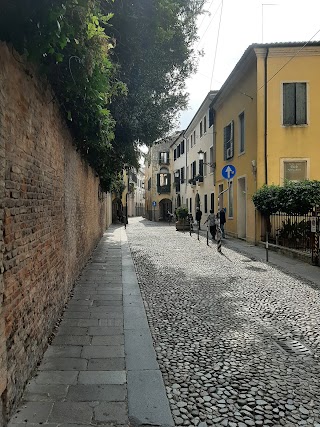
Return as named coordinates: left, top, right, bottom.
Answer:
left=126, top=218, right=320, bottom=427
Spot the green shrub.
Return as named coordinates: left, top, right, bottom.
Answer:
left=176, top=206, right=188, bottom=220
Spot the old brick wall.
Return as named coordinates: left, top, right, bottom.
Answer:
left=0, top=42, right=107, bottom=422
left=0, top=74, right=7, bottom=424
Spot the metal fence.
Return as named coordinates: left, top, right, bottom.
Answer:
left=269, top=211, right=319, bottom=253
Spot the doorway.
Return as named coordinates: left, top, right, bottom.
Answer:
left=237, top=177, right=246, bottom=239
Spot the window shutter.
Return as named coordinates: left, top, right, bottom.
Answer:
left=296, top=83, right=307, bottom=125
left=167, top=173, right=171, bottom=187
left=283, top=83, right=295, bottom=125
left=157, top=173, right=160, bottom=187
left=193, top=161, right=196, bottom=178
left=230, top=120, right=234, bottom=157
left=224, top=126, right=228, bottom=160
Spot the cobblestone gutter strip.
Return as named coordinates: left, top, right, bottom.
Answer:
left=126, top=219, right=320, bottom=427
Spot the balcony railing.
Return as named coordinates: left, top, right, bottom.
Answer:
left=157, top=185, right=171, bottom=194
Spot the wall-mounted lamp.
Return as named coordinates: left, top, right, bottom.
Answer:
left=198, top=149, right=215, bottom=169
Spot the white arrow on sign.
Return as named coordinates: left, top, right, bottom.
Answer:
left=225, top=166, right=235, bottom=180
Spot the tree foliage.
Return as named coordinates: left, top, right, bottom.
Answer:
left=252, top=181, right=320, bottom=216
left=252, top=185, right=282, bottom=216
left=0, top=0, right=206, bottom=191
left=106, top=0, right=205, bottom=158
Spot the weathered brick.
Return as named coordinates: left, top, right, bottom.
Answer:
left=0, top=41, right=108, bottom=423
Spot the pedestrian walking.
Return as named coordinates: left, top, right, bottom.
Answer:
left=195, top=207, right=202, bottom=230
left=219, top=208, right=226, bottom=238
left=204, top=209, right=217, bottom=240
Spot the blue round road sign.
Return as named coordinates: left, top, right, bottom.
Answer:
left=152, top=201, right=157, bottom=207
left=221, top=164, right=236, bottom=180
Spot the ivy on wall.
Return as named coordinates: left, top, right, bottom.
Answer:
left=0, top=0, right=126, bottom=191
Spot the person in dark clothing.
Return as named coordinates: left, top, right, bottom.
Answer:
left=219, top=208, right=226, bottom=238
left=195, top=207, right=202, bottom=230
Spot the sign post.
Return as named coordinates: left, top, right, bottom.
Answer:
left=217, top=165, right=237, bottom=253
left=152, top=201, right=156, bottom=222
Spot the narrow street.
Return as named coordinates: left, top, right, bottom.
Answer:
left=126, top=217, right=320, bottom=427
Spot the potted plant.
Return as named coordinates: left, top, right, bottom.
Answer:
left=176, top=206, right=189, bottom=231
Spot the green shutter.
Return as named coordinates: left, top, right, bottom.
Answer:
left=223, top=126, right=228, bottom=160
left=283, top=83, right=295, bottom=125
left=296, top=83, right=307, bottom=125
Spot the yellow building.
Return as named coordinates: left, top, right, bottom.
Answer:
left=213, top=42, right=320, bottom=243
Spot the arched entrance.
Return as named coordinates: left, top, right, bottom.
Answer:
left=159, top=198, right=172, bottom=221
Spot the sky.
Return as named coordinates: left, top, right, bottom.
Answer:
left=178, top=0, right=320, bottom=129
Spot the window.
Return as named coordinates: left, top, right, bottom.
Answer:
left=190, top=134, right=193, bottom=147
left=181, top=140, right=185, bottom=154
left=175, top=170, right=180, bottom=193
left=228, top=181, right=234, bottom=218
left=187, top=138, right=189, bottom=152
left=192, top=160, right=196, bottom=178
left=199, top=159, right=204, bottom=176
left=180, top=167, right=185, bottom=183
left=177, top=145, right=180, bottom=158
left=209, top=146, right=214, bottom=173
left=224, top=121, right=234, bottom=160
left=174, top=149, right=177, bottom=161
left=204, top=194, right=208, bottom=213
left=283, top=160, right=307, bottom=182
left=186, top=166, right=189, bottom=182
left=239, top=112, right=245, bottom=154
left=203, top=152, right=207, bottom=176
left=283, top=82, right=307, bottom=125
left=159, top=152, right=169, bottom=164
left=148, top=178, right=151, bottom=190
left=209, top=106, right=214, bottom=127
left=193, top=130, right=196, bottom=145
left=157, top=168, right=171, bottom=193
left=200, top=121, right=203, bottom=138
left=190, top=198, right=192, bottom=213
left=210, top=193, right=214, bottom=211
left=204, top=116, right=207, bottom=134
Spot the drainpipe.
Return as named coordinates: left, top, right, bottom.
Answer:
left=264, top=47, right=269, bottom=185
left=264, top=47, right=269, bottom=259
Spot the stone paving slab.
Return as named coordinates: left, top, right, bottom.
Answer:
left=127, top=370, right=174, bottom=426
left=87, top=358, right=126, bottom=371
left=78, top=370, right=126, bottom=384
left=49, top=402, right=93, bottom=424
left=10, top=402, right=53, bottom=424
left=38, top=358, right=87, bottom=371
left=44, top=346, right=82, bottom=358
left=23, top=384, right=69, bottom=402
left=125, top=330, right=159, bottom=371
left=81, top=345, right=124, bottom=358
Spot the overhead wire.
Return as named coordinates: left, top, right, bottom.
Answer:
left=197, top=0, right=217, bottom=32
left=209, top=0, right=224, bottom=90
left=195, top=1, right=222, bottom=50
